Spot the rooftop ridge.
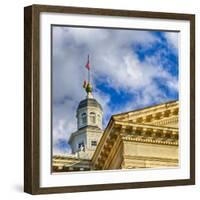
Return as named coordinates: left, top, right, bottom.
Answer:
left=113, top=99, right=178, bottom=119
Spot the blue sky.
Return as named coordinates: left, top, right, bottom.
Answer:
left=52, top=26, right=179, bottom=154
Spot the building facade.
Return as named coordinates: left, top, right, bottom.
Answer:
left=92, top=100, right=179, bottom=170
left=52, top=83, right=179, bottom=172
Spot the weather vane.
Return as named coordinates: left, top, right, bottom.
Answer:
left=83, top=54, right=92, bottom=96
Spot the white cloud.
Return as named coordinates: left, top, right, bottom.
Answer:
left=164, top=32, right=179, bottom=52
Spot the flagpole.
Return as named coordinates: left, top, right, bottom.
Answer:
left=88, top=67, right=90, bottom=84
left=88, top=54, right=90, bottom=84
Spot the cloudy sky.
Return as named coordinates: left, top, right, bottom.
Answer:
left=52, top=25, right=179, bottom=154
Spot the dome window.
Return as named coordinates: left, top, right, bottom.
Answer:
left=97, top=114, right=101, bottom=124
left=81, top=113, right=87, bottom=124
left=78, top=142, right=85, bottom=150
left=90, top=112, right=96, bottom=124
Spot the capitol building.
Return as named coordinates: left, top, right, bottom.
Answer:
left=52, top=81, right=179, bottom=172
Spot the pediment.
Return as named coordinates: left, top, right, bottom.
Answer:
left=113, top=100, right=179, bottom=127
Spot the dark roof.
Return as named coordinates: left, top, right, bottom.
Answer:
left=77, top=98, right=103, bottom=111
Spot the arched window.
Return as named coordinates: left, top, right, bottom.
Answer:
left=78, top=141, right=85, bottom=151
left=97, top=114, right=101, bottom=124
left=90, top=112, right=96, bottom=124
left=81, top=113, right=87, bottom=124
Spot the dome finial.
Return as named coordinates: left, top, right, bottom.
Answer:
left=83, top=54, right=93, bottom=98
left=83, top=81, right=93, bottom=98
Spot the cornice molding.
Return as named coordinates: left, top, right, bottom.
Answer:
left=113, top=100, right=179, bottom=124
left=121, top=135, right=178, bottom=146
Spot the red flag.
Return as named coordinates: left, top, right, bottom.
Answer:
left=85, top=55, right=90, bottom=70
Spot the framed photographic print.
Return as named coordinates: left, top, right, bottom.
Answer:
left=24, top=4, right=195, bottom=194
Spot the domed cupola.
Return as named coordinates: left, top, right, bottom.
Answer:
left=76, top=85, right=103, bottom=130
left=68, top=55, right=103, bottom=159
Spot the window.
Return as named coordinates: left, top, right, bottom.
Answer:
left=97, top=114, right=101, bottom=124
left=91, top=140, right=97, bottom=146
left=90, top=112, right=96, bottom=124
left=78, top=142, right=85, bottom=150
left=81, top=113, right=87, bottom=124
